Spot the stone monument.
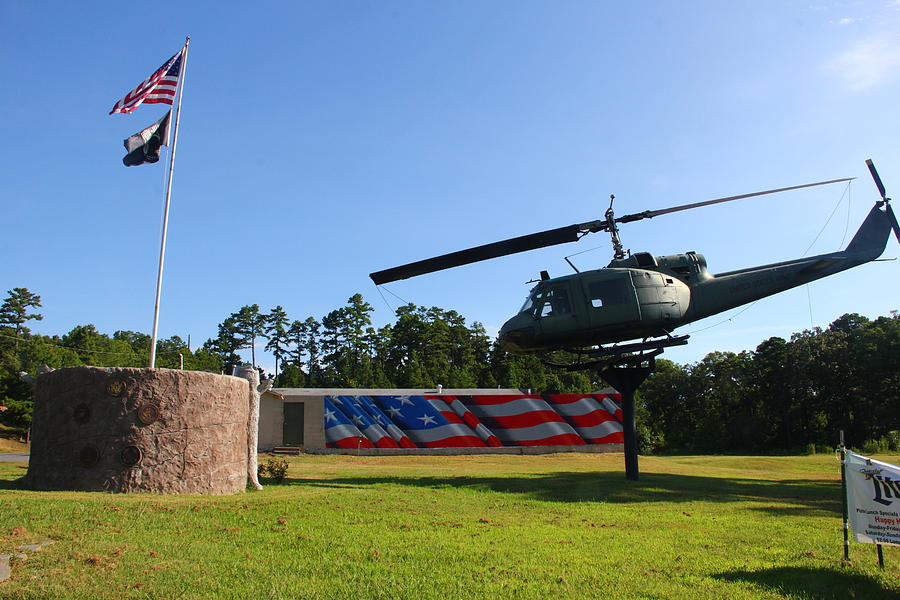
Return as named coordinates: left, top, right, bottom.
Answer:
left=24, top=366, right=259, bottom=494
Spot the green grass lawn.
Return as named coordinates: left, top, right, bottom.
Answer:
left=0, top=453, right=897, bottom=600
left=0, top=425, right=28, bottom=453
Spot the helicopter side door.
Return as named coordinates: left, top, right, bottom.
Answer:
left=580, top=271, right=641, bottom=334
left=630, top=271, right=687, bottom=322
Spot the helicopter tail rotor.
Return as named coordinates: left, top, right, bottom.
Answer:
left=866, top=159, right=900, bottom=243
left=886, top=204, right=900, bottom=243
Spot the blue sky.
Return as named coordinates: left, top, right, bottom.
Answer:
left=3, top=1, right=900, bottom=371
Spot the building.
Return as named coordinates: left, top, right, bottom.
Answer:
left=259, top=387, right=623, bottom=453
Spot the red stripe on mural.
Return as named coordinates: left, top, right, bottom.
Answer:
left=585, top=432, right=624, bottom=444
left=329, top=437, right=375, bottom=449
left=514, top=434, right=586, bottom=446
left=374, top=437, right=401, bottom=448
left=564, top=411, right=619, bottom=428
left=483, top=411, right=569, bottom=429
left=419, top=435, right=487, bottom=448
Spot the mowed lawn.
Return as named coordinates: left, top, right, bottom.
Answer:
left=0, top=426, right=28, bottom=453
left=0, top=453, right=897, bottom=600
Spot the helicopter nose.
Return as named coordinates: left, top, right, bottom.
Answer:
left=499, top=317, right=535, bottom=354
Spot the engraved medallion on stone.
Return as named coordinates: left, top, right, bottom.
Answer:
left=136, top=404, right=160, bottom=425
left=106, top=380, right=127, bottom=396
left=79, top=446, right=100, bottom=468
left=120, top=446, right=142, bottom=467
left=73, top=403, right=91, bottom=424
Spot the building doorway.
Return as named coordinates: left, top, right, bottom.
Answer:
left=283, top=402, right=305, bottom=446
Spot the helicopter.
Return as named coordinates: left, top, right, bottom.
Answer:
left=370, top=160, right=900, bottom=365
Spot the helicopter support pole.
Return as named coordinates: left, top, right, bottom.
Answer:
left=600, top=357, right=657, bottom=481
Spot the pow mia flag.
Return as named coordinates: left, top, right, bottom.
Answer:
left=122, top=110, right=171, bottom=167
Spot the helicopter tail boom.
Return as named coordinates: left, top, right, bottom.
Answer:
left=689, top=199, right=897, bottom=321
left=844, top=201, right=897, bottom=256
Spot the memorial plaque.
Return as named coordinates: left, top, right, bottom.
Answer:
left=136, top=404, right=159, bottom=425
left=120, top=445, right=142, bottom=467
left=73, top=403, right=91, bottom=424
left=106, top=380, right=126, bottom=396
left=79, top=446, right=100, bottom=468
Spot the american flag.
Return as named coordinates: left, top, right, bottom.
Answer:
left=432, top=395, right=503, bottom=447
left=356, top=396, right=417, bottom=448
left=324, top=396, right=374, bottom=449
left=546, top=395, right=624, bottom=444
left=462, top=395, right=586, bottom=446
left=334, top=396, right=400, bottom=448
left=371, top=396, right=487, bottom=448
left=323, top=393, right=623, bottom=449
left=109, top=50, right=184, bottom=115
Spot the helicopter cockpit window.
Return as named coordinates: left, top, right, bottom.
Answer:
left=587, top=279, right=629, bottom=309
left=536, top=286, right=570, bottom=318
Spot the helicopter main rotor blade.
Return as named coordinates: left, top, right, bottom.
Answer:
left=616, top=177, right=855, bottom=224
left=370, top=176, right=856, bottom=285
left=370, top=224, right=586, bottom=284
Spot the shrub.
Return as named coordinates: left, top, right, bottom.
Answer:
left=258, top=457, right=289, bottom=483
left=860, top=434, right=900, bottom=455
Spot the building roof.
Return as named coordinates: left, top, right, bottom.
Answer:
left=268, top=387, right=617, bottom=398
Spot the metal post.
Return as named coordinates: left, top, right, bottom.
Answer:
left=621, top=388, right=639, bottom=480
left=839, top=430, right=851, bottom=563
left=877, top=544, right=884, bottom=569
left=600, top=360, right=655, bottom=481
left=149, top=36, right=191, bottom=368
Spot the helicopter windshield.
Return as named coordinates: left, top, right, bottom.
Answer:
left=519, top=286, right=539, bottom=314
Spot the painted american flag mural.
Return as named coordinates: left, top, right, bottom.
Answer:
left=324, top=394, right=623, bottom=448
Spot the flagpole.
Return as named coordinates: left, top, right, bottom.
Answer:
left=839, top=430, right=850, bottom=563
left=149, top=36, right=190, bottom=369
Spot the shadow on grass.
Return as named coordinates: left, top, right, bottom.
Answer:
left=715, top=566, right=898, bottom=600
left=285, top=471, right=840, bottom=516
left=0, top=464, right=28, bottom=490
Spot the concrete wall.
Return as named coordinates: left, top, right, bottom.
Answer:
left=259, top=390, right=325, bottom=449
left=258, top=388, right=616, bottom=450
left=259, top=393, right=282, bottom=450
left=304, top=444, right=624, bottom=456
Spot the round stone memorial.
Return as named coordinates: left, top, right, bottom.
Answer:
left=25, top=366, right=251, bottom=494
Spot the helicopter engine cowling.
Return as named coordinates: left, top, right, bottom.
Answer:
left=654, top=251, right=710, bottom=281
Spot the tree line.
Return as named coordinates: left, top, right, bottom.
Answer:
left=637, top=312, right=900, bottom=454
left=201, top=293, right=592, bottom=392
left=0, top=289, right=592, bottom=431
left=1, top=286, right=897, bottom=453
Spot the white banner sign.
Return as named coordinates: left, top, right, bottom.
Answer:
left=845, top=450, right=900, bottom=547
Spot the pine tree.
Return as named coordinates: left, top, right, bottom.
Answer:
left=0, top=288, right=43, bottom=349
left=264, top=305, right=291, bottom=378
left=232, top=304, right=267, bottom=368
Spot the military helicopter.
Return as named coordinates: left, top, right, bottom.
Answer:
left=370, top=160, right=900, bottom=364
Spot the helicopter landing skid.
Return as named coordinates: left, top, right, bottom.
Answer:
left=542, top=335, right=689, bottom=371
